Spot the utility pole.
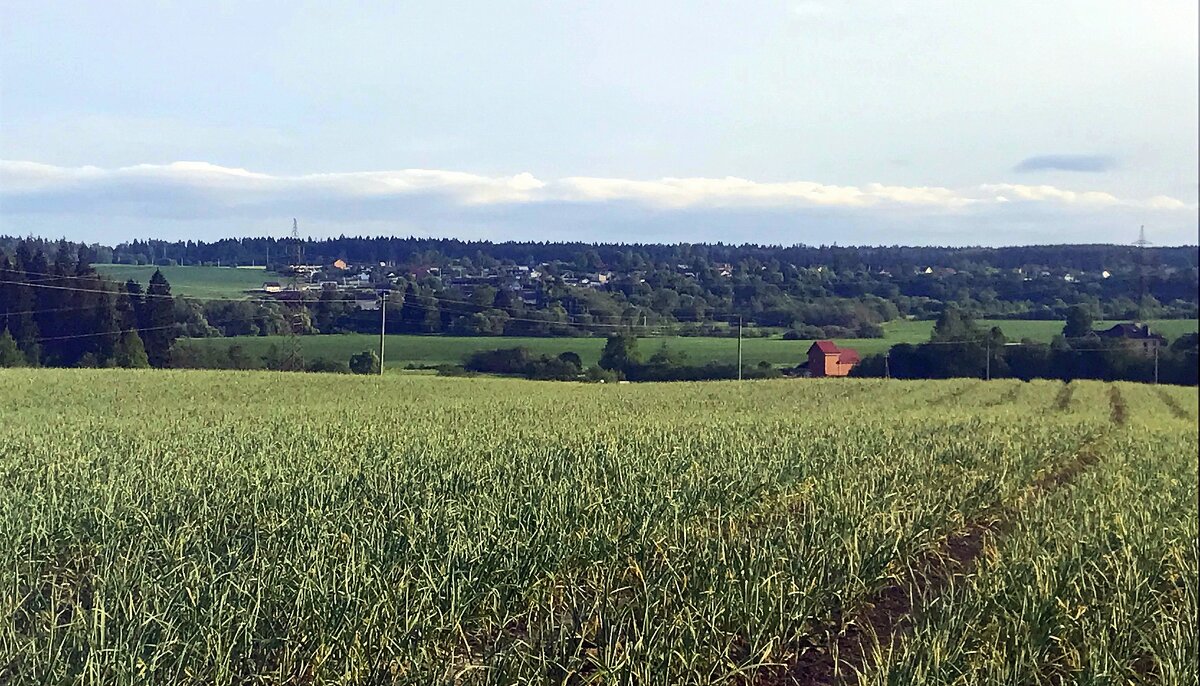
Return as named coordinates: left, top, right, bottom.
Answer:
left=1154, top=344, right=1159, bottom=385
left=985, top=338, right=991, bottom=381
left=737, top=315, right=743, bottom=381
left=379, top=291, right=387, bottom=375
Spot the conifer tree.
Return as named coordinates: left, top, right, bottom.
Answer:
left=114, top=330, right=150, bottom=368
left=4, top=248, right=41, bottom=365
left=0, top=329, right=25, bottom=367
left=141, top=270, right=178, bottom=368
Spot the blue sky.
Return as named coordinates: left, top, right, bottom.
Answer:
left=1, top=1, right=1196, bottom=245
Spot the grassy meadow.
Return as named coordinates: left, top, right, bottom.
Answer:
left=0, top=370, right=1195, bottom=683
left=94, top=264, right=280, bottom=298
left=185, top=318, right=1198, bottom=369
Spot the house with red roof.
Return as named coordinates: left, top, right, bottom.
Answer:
left=806, top=340, right=860, bottom=377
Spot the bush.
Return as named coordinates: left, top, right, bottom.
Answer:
left=787, top=324, right=825, bottom=339
left=435, top=364, right=475, bottom=377
left=584, top=365, right=622, bottom=383
left=307, top=358, right=350, bottom=374
left=855, top=322, right=885, bottom=338
left=528, top=356, right=582, bottom=380
left=464, top=347, right=584, bottom=380
left=349, top=350, right=381, bottom=375
left=464, top=347, right=535, bottom=375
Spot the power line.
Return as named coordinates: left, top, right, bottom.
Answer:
left=3, top=266, right=756, bottom=323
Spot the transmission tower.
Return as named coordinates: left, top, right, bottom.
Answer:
left=282, top=218, right=305, bottom=371
left=1134, top=225, right=1153, bottom=319
left=287, top=218, right=303, bottom=291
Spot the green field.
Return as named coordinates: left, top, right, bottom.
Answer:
left=94, top=264, right=280, bottom=298
left=185, top=318, right=1198, bottom=369
left=0, top=371, right=1194, bottom=683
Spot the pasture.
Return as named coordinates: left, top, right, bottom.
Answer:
left=94, top=264, right=280, bottom=298
left=0, top=370, right=1194, bottom=684
left=184, top=317, right=1198, bottom=369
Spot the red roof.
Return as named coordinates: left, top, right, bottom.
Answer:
left=810, top=340, right=840, bottom=354
left=808, top=340, right=860, bottom=364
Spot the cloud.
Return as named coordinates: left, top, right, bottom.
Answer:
left=1013, top=154, right=1117, bottom=173
left=1, top=159, right=1195, bottom=246
left=3, top=160, right=1174, bottom=211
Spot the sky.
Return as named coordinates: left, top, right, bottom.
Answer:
left=1, top=1, right=1197, bottom=246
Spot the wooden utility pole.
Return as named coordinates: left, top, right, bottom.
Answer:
left=379, top=292, right=387, bottom=376
left=1154, top=344, right=1159, bottom=385
left=737, top=315, right=743, bottom=381
left=985, top=338, right=991, bottom=381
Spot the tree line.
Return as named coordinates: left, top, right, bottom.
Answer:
left=0, top=243, right=173, bottom=368
left=0, top=239, right=386, bottom=372
left=851, top=306, right=1198, bottom=385
left=2, top=236, right=1197, bottom=379
left=8, top=235, right=1198, bottom=335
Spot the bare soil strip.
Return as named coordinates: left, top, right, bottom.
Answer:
left=928, top=382, right=980, bottom=407
left=1108, top=386, right=1127, bottom=426
left=1053, top=382, right=1074, bottom=411
left=750, top=389, right=1123, bottom=685
left=984, top=384, right=1023, bottom=408
left=1154, top=388, right=1192, bottom=421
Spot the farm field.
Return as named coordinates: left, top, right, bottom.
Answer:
left=184, top=317, right=1198, bottom=369
left=94, top=264, right=281, bottom=298
left=0, top=371, right=1195, bottom=684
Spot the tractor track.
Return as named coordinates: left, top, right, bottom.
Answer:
left=983, top=384, right=1023, bottom=408
left=750, top=385, right=1125, bottom=685
left=1154, top=388, right=1192, bottom=421
left=1053, top=382, right=1074, bottom=412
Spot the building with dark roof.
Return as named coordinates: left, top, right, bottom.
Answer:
left=1095, top=322, right=1167, bottom=357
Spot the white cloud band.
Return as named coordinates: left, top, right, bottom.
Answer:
left=2, top=160, right=1195, bottom=246
left=3, top=159, right=1186, bottom=212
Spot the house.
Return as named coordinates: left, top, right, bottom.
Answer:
left=806, top=340, right=861, bottom=377
left=1096, top=323, right=1166, bottom=357
left=330, top=258, right=349, bottom=270
left=262, top=282, right=283, bottom=293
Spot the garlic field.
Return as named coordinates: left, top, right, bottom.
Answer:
left=0, top=371, right=1194, bottom=684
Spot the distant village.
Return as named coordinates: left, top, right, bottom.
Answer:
left=257, top=256, right=1137, bottom=310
